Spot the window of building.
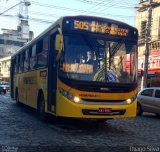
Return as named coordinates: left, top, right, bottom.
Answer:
left=141, top=21, right=147, bottom=40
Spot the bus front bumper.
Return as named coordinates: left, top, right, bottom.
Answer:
left=56, top=95, right=137, bottom=119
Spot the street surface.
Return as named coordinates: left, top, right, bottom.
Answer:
left=0, top=92, right=160, bottom=152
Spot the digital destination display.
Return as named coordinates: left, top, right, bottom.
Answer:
left=73, top=20, right=129, bottom=36
left=63, top=63, right=93, bottom=74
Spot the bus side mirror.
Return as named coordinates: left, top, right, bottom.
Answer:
left=55, top=34, right=63, bottom=52
left=55, top=34, right=63, bottom=61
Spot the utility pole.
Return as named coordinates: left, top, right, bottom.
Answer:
left=141, top=0, right=152, bottom=89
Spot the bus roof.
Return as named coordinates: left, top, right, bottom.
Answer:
left=63, top=15, right=136, bottom=29
left=12, top=15, right=137, bottom=58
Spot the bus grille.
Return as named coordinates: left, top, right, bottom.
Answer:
left=81, top=99, right=125, bottom=103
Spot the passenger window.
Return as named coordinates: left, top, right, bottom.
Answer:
left=12, top=57, right=16, bottom=74
left=14, top=57, right=17, bottom=73
left=15, top=55, right=20, bottom=73
left=155, top=90, right=160, bottom=98
left=37, top=37, right=48, bottom=67
left=24, top=49, right=29, bottom=71
left=30, top=44, right=37, bottom=69
left=19, top=53, right=24, bottom=73
left=141, top=89, right=153, bottom=97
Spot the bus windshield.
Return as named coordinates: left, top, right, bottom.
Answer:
left=59, top=35, right=137, bottom=83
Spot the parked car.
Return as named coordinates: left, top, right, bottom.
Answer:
left=0, top=82, right=10, bottom=94
left=137, top=87, right=160, bottom=116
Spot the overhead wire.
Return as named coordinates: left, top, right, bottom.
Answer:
left=94, top=0, right=137, bottom=13
left=88, top=0, right=112, bottom=11
left=0, top=14, right=53, bottom=24
left=0, top=0, right=139, bottom=26
left=0, top=2, right=20, bottom=15
left=0, top=0, right=138, bottom=18
left=96, top=0, right=124, bottom=12
left=29, top=0, right=136, bottom=17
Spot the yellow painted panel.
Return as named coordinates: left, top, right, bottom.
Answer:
left=56, top=79, right=137, bottom=118
left=14, top=68, right=48, bottom=110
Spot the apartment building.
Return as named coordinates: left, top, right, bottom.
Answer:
left=0, top=56, right=11, bottom=82
left=135, top=0, right=160, bottom=78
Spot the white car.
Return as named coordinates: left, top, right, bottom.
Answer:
left=137, top=87, right=160, bottom=116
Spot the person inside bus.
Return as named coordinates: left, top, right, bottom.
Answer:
left=86, top=51, right=98, bottom=71
left=86, top=51, right=94, bottom=64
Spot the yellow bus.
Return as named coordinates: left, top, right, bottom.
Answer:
left=10, top=16, right=138, bottom=121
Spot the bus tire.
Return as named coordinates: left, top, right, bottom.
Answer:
left=137, top=102, right=143, bottom=116
left=38, top=93, right=47, bottom=121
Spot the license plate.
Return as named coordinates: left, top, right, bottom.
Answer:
left=99, top=108, right=112, bottom=113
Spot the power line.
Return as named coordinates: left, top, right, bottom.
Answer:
left=29, top=0, right=136, bottom=17
left=0, top=0, right=137, bottom=19
left=0, top=0, right=138, bottom=29
left=0, top=14, right=53, bottom=24
left=75, top=0, right=137, bottom=6
left=0, top=2, right=20, bottom=15
left=88, top=0, right=112, bottom=11
left=96, top=0, right=123, bottom=12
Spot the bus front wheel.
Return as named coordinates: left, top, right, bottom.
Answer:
left=38, top=93, right=47, bottom=121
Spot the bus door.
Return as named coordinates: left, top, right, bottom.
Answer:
left=48, top=30, right=58, bottom=113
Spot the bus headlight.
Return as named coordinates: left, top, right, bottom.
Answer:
left=125, top=94, right=137, bottom=104
left=74, top=97, right=80, bottom=103
left=59, top=87, right=81, bottom=103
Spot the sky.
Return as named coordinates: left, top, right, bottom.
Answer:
left=0, top=0, right=139, bottom=37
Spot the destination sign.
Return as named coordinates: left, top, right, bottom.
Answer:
left=73, top=20, right=129, bottom=36
left=63, top=63, right=93, bottom=74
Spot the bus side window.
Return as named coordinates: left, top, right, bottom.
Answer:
left=14, top=57, right=17, bottom=73
left=24, top=49, right=29, bottom=72
left=37, top=36, right=48, bottom=68
left=30, top=44, right=37, bottom=70
left=15, top=55, right=20, bottom=73
left=12, top=58, right=16, bottom=74
left=19, top=52, right=24, bottom=73
left=18, top=54, right=21, bottom=73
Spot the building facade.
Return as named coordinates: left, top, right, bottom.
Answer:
left=0, top=28, right=33, bottom=58
left=0, top=56, right=11, bottom=82
left=135, top=0, right=160, bottom=78
left=0, top=27, right=33, bottom=81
